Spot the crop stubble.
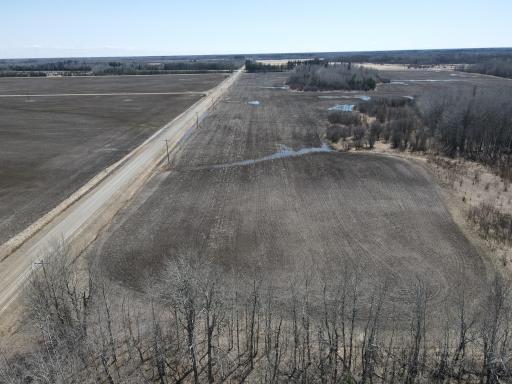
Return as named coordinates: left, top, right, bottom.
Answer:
left=90, top=72, right=492, bottom=308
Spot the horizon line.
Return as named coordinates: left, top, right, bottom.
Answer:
left=1, top=46, right=511, bottom=61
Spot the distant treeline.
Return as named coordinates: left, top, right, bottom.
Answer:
left=7, top=60, right=92, bottom=72
left=244, top=59, right=321, bottom=73
left=0, top=59, right=241, bottom=77
left=333, top=49, right=512, bottom=65
left=243, top=48, right=512, bottom=65
left=287, top=62, right=386, bottom=91
left=244, top=60, right=291, bottom=73
left=464, top=58, right=512, bottom=79
left=3, top=48, right=512, bottom=76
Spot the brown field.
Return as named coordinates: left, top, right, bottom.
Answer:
left=0, top=73, right=226, bottom=94
left=88, top=70, right=498, bottom=309
left=0, top=73, right=226, bottom=244
left=5, top=67, right=512, bottom=383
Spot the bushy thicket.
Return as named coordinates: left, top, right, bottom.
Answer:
left=329, top=88, right=512, bottom=176
left=468, top=203, right=512, bottom=244
left=355, top=98, right=422, bottom=150
left=2, top=244, right=512, bottom=384
left=287, top=63, right=383, bottom=91
left=358, top=97, right=412, bottom=122
left=464, top=59, right=512, bottom=79
left=325, top=97, right=420, bottom=150
left=327, top=110, right=362, bottom=126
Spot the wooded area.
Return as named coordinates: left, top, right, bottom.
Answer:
left=326, top=90, right=512, bottom=180
left=0, top=59, right=239, bottom=77
left=0, top=244, right=509, bottom=383
left=3, top=48, right=512, bottom=77
left=244, top=60, right=292, bottom=73
left=464, top=59, right=512, bottom=79
left=286, top=63, right=385, bottom=91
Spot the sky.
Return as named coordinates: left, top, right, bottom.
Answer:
left=1, top=0, right=511, bottom=59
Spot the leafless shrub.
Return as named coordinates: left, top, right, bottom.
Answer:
left=327, top=111, right=361, bottom=126
left=4, top=244, right=512, bottom=383
left=367, top=121, right=383, bottom=149
left=326, top=125, right=351, bottom=142
left=353, top=126, right=366, bottom=149
left=358, top=97, right=413, bottom=122
left=468, top=203, right=512, bottom=244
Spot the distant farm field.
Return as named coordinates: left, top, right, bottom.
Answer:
left=0, top=73, right=226, bottom=244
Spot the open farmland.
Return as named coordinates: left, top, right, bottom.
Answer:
left=0, top=73, right=226, bottom=244
left=89, top=70, right=494, bottom=310
left=5, top=67, right=512, bottom=383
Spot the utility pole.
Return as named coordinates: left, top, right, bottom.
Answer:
left=164, top=139, right=171, bottom=168
left=196, top=112, right=199, bottom=129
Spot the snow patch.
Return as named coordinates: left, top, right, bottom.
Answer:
left=319, top=95, right=371, bottom=101
left=394, top=79, right=459, bottom=83
left=259, top=86, right=289, bottom=90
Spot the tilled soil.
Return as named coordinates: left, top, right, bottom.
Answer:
left=90, top=72, right=492, bottom=308
left=0, top=73, right=227, bottom=95
left=0, top=74, right=226, bottom=244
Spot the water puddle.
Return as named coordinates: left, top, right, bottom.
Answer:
left=248, top=100, right=260, bottom=106
left=259, top=86, right=289, bottom=90
left=394, top=79, right=459, bottom=83
left=328, top=104, right=355, bottom=112
left=319, top=95, right=370, bottom=101
left=211, top=143, right=333, bottom=169
left=449, top=73, right=480, bottom=79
